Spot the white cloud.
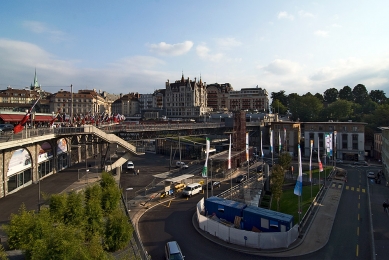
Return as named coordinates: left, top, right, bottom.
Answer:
left=277, top=11, right=294, bottom=20
left=260, top=59, right=301, bottom=75
left=214, top=37, right=242, bottom=50
left=298, top=10, right=315, bottom=18
left=23, top=21, right=66, bottom=42
left=314, top=30, right=329, bottom=37
left=148, top=41, right=193, bottom=56
left=196, top=44, right=224, bottom=62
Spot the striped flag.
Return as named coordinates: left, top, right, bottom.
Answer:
left=246, top=132, right=249, bottom=162
left=278, top=131, right=281, bottom=154
left=13, top=97, right=41, bottom=134
left=309, top=140, right=313, bottom=182
left=318, top=136, right=323, bottom=172
left=228, top=134, right=231, bottom=169
left=294, top=144, right=303, bottom=196
left=270, top=129, right=273, bottom=154
left=202, top=137, right=210, bottom=177
left=260, top=131, right=264, bottom=158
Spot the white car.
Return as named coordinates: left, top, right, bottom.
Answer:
left=367, top=172, right=376, bottom=179
left=127, top=161, right=134, bottom=169
left=182, top=183, right=202, bottom=197
left=175, top=161, right=188, bottom=169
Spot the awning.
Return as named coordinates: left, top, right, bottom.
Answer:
left=35, top=115, right=54, bottom=122
left=0, top=114, right=24, bottom=122
left=165, top=174, right=194, bottom=183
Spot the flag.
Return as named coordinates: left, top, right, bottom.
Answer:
left=260, top=131, right=264, bottom=158
left=202, top=137, right=210, bottom=177
left=270, top=129, right=273, bottom=154
left=246, top=132, right=249, bottom=162
left=13, top=97, right=41, bottom=134
left=278, top=131, right=281, bottom=154
left=318, top=136, right=323, bottom=172
left=325, top=133, right=333, bottom=157
left=284, top=128, right=287, bottom=151
left=228, top=134, right=231, bottom=169
left=309, top=140, right=313, bottom=182
left=294, top=144, right=303, bottom=196
left=49, top=110, right=61, bottom=126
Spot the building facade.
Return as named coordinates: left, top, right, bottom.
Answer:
left=228, top=86, right=269, bottom=112
left=206, top=83, right=233, bottom=112
left=111, top=93, right=140, bottom=117
left=165, top=74, right=208, bottom=118
left=302, top=121, right=367, bottom=161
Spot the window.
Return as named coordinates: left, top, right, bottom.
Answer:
left=342, top=134, right=348, bottom=149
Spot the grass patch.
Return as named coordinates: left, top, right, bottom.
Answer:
left=270, top=183, right=320, bottom=223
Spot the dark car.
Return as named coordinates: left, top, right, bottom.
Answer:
left=206, top=181, right=221, bottom=190
left=257, top=166, right=263, bottom=173
left=0, top=123, right=14, bottom=133
left=236, top=174, right=247, bottom=183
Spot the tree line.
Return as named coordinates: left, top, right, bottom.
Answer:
left=271, top=84, right=389, bottom=142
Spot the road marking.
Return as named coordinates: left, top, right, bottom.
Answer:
left=356, top=244, right=359, bottom=257
left=358, top=213, right=360, bottom=221
left=357, top=226, right=359, bottom=236
left=351, top=187, right=355, bottom=191
left=346, top=186, right=349, bottom=190
left=358, top=203, right=360, bottom=209
left=362, top=189, right=365, bottom=193
left=356, top=188, right=360, bottom=192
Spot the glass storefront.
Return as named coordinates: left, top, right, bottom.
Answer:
left=38, top=158, right=54, bottom=178
left=8, top=169, right=32, bottom=193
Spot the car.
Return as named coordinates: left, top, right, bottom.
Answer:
left=0, top=123, right=14, bottom=133
left=127, top=161, right=134, bottom=169
left=367, top=172, right=376, bottom=179
left=236, top=174, right=247, bottom=183
left=165, top=241, right=184, bottom=260
left=175, top=161, right=188, bottom=169
left=353, top=161, right=368, bottom=166
left=182, top=183, right=202, bottom=197
left=335, top=159, right=343, bottom=163
left=257, top=165, right=263, bottom=173
left=206, top=181, right=221, bottom=190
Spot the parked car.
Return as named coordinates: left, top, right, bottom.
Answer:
left=175, top=161, right=189, bottom=169
left=367, top=172, right=376, bottom=179
left=206, top=181, right=221, bottom=190
left=165, top=241, right=184, bottom=260
left=0, top=123, right=14, bottom=133
left=236, top=174, right=247, bottom=183
left=182, top=183, right=202, bottom=197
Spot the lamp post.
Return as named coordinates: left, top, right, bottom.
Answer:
left=219, top=115, right=222, bottom=123
left=70, top=84, right=73, bottom=125
left=126, top=187, right=134, bottom=210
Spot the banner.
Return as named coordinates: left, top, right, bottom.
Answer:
left=270, top=129, right=273, bottom=154
left=260, top=131, right=264, bottom=158
left=309, top=140, right=313, bottom=182
left=202, top=137, right=210, bottom=177
left=318, top=136, right=323, bottom=172
left=325, top=133, right=333, bottom=157
left=278, top=131, right=281, bottom=154
left=294, top=144, right=303, bottom=196
left=246, top=132, right=249, bottom=162
left=228, top=134, right=231, bottom=169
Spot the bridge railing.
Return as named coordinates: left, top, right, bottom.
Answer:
left=0, top=127, right=55, bottom=144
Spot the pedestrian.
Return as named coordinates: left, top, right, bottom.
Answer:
left=137, top=169, right=139, bottom=175
left=383, top=200, right=389, bottom=213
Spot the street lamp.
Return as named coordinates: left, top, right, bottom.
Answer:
left=126, top=187, right=134, bottom=210
left=219, top=115, right=222, bottom=123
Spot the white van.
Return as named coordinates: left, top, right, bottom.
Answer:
left=127, top=161, right=134, bottom=169
left=182, top=183, right=202, bottom=197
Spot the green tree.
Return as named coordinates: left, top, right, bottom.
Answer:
left=322, top=99, right=354, bottom=121
left=0, top=245, right=7, bottom=260
left=369, top=90, right=387, bottom=104
left=339, top=86, right=353, bottom=101
left=85, top=186, right=104, bottom=238
left=289, top=95, right=323, bottom=121
left=64, top=191, right=85, bottom=226
left=104, top=208, right=133, bottom=252
left=314, top=93, right=324, bottom=103
left=271, top=99, right=287, bottom=115
left=49, top=193, right=67, bottom=222
left=323, top=88, right=339, bottom=103
left=271, top=90, right=288, bottom=108
left=278, top=152, right=292, bottom=171
left=270, top=164, right=284, bottom=211
left=352, top=84, right=369, bottom=104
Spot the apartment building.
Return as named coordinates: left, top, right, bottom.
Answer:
left=206, top=83, right=233, bottom=112
left=228, top=86, right=269, bottom=112
left=111, top=93, right=140, bottom=116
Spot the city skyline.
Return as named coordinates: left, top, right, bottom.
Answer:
left=1, top=0, right=388, bottom=96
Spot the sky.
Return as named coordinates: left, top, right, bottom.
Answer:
left=1, top=0, right=389, bottom=98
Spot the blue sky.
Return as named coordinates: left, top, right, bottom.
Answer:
left=1, top=0, right=388, bottom=97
